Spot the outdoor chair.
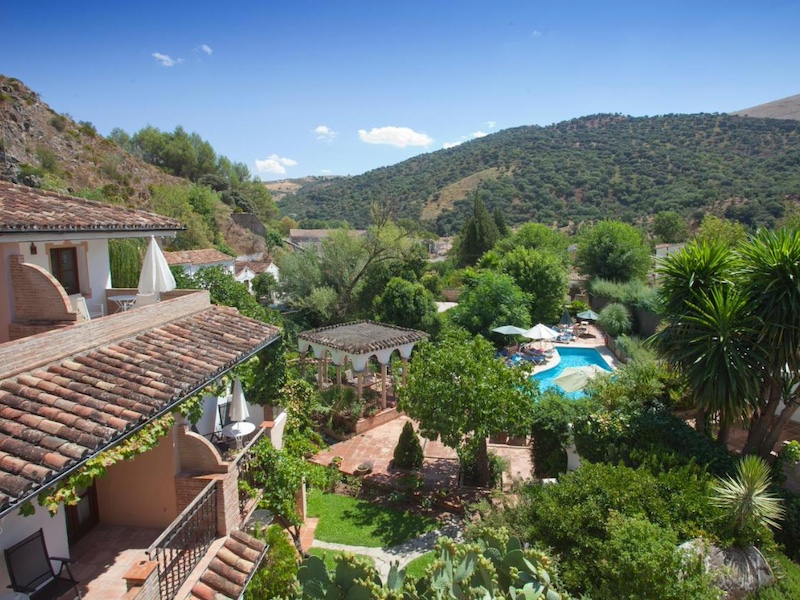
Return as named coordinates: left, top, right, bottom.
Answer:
left=4, top=528, right=81, bottom=600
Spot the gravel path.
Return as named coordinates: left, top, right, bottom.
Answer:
left=310, top=514, right=464, bottom=580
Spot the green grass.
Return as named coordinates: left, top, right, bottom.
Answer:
left=403, top=551, right=436, bottom=580
left=307, top=489, right=438, bottom=547
left=307, top=548, right=375, bottom=571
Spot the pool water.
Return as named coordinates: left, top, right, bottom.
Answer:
left=532, top=347, right=613, bottom=399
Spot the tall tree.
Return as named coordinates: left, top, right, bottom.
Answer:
left=575, top=220, right=652, bottom=282
left=456, top=194, right=500, bottom=267
left=399, top=330, right=537, bottom=486
left=498, top=246, right=569, bottom=324
left=652, top=211, right=689, bottom=243
left=373, top=277, right=440, bottom=334
left=448, top=270, right=530, bottom=340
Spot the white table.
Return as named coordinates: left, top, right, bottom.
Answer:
left=108, top=294, right=137, bottom=312
left=221, top=421, right=257, bottom=449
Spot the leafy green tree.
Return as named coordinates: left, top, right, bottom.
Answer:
left=448, top=270, right=530, bottom=340
left=575, top=220, right=652, bottom=282
left=491, top=222, right=570, bottom=266
left=498, top=246, right=569, bottom=324
left=652, top=210, right=689, bottom=243
left=251, top=272, right=278, bottom=302
left=373, top=277, right=439, bottom=334
left=695, top=215, right=748, bottom=247
left=712, top=455, right=785, bottom=547
left=456, top=194, right=499, bottom=267
left=150, top=184, right=215, bottom=249
left=277, top=222, right=417, bottom=324
left=399, top=330, right=537, bottom=486
left=493, top=206, right=510, bottom=236
left=179, top=266, right=278, bottom=324
left=245, top=439, right=308, bottom=550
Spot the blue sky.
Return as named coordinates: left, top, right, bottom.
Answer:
left=3, top=1, right=799, bottom=181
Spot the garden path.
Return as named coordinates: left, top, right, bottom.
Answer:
left=310, top=513, right=464, bottom=580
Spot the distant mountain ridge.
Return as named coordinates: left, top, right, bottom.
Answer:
left=280, top=113, right=800, bottom=234
left=733, top=93, right=800, bottom=121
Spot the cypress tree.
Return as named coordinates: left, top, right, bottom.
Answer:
left=393, top=421, right=424, bottom=470
left=457, top=193, right=499, bottom=266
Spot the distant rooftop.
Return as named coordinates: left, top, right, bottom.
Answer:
left=0, top=180, right=182, bottom=234
left=163, top=248, right=235, bottom=267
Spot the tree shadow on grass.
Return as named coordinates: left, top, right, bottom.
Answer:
left=339, top=499, right=436, bottom=547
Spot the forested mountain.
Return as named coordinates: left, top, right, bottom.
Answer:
left=734, top=93, right=800, bottom=121
left=279, top=113, right=800, bottom=234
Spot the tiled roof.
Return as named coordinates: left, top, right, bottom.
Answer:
left=187, top=530, right=267, bottom=600
left=298, top=320, right=428, bottom=354
left=164, top=249, right=236, bottom=267
left=0, top=307, right=279, bottom=516
left=0, top=181, right=182, bottom=233
left=234, top=260, right=274, bottom=275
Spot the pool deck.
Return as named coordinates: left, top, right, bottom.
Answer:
left=529, top=322, right=619, bottom=376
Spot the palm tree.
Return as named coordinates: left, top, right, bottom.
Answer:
left=738, top=229, right=800, bottom=457
left=712, top=455, right=785, bottom=547
left=652, top=241, right=762, bottom=439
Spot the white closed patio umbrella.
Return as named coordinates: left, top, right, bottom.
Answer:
left=228, top=377, right=250, bottom=423
left=137, top=236, right=176, bottom=296
left=224, top=378, right=255, bottom=448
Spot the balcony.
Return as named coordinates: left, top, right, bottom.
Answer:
left=66, top=428, right=267, bottom=600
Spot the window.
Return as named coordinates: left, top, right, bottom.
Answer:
left=50, top=247, right=80, bottom=295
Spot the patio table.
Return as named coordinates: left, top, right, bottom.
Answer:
left=108, top=294, right=137, bottom=312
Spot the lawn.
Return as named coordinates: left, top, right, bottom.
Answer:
left=308, top=548, right=375, bottom=571
left=307, top=489, right=438, bottom=547
left=403, top=551, right=436, bottom=580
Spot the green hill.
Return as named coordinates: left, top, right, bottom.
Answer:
left=279, top=113, right=800, bottom=234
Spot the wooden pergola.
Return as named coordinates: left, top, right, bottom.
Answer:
left=297, top=321, right=428, bottom=408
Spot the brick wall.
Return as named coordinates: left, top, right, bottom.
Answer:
left=0, top=290, right=210, bottom=380
left=9, top=255, right=76, bottom=322
left=177, top=426, right=227, bottom=474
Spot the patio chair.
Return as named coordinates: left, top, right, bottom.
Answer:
left=4, top=528, right=81, bottom=600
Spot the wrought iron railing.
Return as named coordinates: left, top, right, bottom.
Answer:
left=146, top=480, right=218, bottom=600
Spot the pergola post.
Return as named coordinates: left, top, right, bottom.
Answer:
left=299, top=351, right=307, bottom=377
left=380, top=362, right=388, bottom=409
left=316, top=356, right=324, bottom=389
left=336, top=364, right=342, bottom=387
left=357, top=371, right=363, bottom=399
left=401, top=357, right=408, bottom=386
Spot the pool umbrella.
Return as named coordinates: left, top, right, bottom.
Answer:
left=137, top=236, right=176, bottom=296
left=523, top=324, right=559, bottom=341
left=559, top=309, right=573, bottom=327
left=577, top=309, right=600, bottom=321
left=492, top=325, right=529, bottom=336
left=553, top=365, right=608, bottom=392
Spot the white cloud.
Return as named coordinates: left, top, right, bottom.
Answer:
left=199, top=44, right=213, bottom=55
left=486, top=121, right=497, bottom=129
left=472, top=131, right=488, bottom=138
left=358, top=126, right=432, bottom=148
left=152, top=52, right=182, bottom=67
left=531, top=30, right=542, bottom=37
left=314, top=125, right=338, bottom=142
left=254, top=154, right=298, bottom=175
left=443, top=141, right=463, bottom=149
left=321, top=169, right=332, bottom=174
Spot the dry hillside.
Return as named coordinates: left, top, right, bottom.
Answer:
left=0, top=75, right=264, bottom=254
left=733, top=93, right=800, bottom=121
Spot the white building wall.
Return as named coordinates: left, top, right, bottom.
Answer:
left=0, top=505, right=69, bottom=589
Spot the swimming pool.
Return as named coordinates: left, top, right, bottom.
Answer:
left=532, top=347, right=613, bottom=398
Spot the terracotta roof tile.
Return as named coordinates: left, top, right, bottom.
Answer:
left=0, top=181, right=182, bottom=233
left=299, top=320, right=428, bottom=355
left=163, top=249, right=235, bottom=267
left=0, top=306, right=279, bottom=516
left=188, top=530, right=267, bottom=600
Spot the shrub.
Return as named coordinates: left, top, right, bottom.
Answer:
left=597, top=302, right=632, bottom=337
left=775, top=491, right=800, bottom=561
left=35, top=146, right=58, bottom=173
left=529, top=391, right=594, bottom=477
left=78, top=120, right=97, bottom=136
left=244, top=524, right=299, bottom=599
left=49, top=114, right=68, bottom=132
left=753, top=551, right=800, bottom=599
left=393, top=421, right=424, bottom=470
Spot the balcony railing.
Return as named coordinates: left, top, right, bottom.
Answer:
left=146, top=479, right=218, bottom=600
